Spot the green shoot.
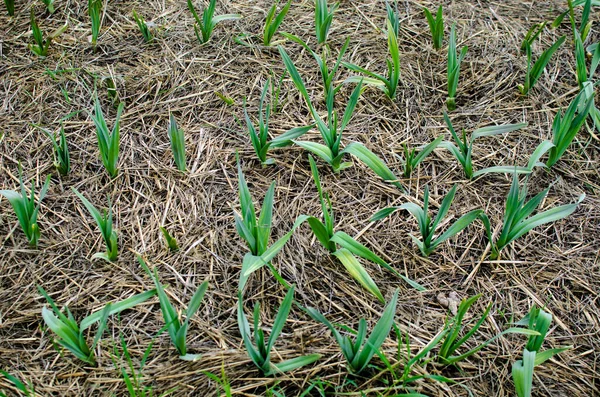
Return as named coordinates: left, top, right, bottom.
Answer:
left=281, top=33, right=350, bottom=96
left=91, top=95, right=124, bottom=178
left=187, top=0, right=241, bottom=44
left=160, top=227, right=179, bottom=252
left=263, top=0, right=291, bottom=46
left=215, top=91, right=235, bottom=105
left=512, top=307, right=571, bottom=397
left=437, top=294, right=540, bottom=365
left=40, top=125, right=70, bottom=175
left=472, top=140, right=554, bottom=178
left=546, top=89, right=593, bottom=167
left=440, top=111, right=527, bottom=179
left=371, top=184, right=485, bottom=257
left=203, top=364, right=232, bottom=397
left=41, top=0, right=54, bottom=13
left=237, top=286, right=321, bottom=375
left=88, top=0, right=102, bottom=48
left=0, top=166, right=50, bottom=247
left=138, top=256, right=208, bottom=361
left=38, top=285, right=156, bottom=366
left=29, top=9, right=51, bottom=57
left=72, top=188, right=118, bottom=262
left=342, top=142, right=404, bottom=191
left=132, top=10, right=154, bottom=43
left=385, top=0, right=399, bottom=38
left=302, top=289, right=399, bottom=374
left=243, top=77, right=312, bottom=166
left=480, top=173, right=585, bottom=260
left=279, top=45, right=363, bottom=172
left=235, top=157, right=308, bottom=290
left=314, top=0, right=338, bottom=44
left=401, top=135, right=444, bottom=178
left=423, top=5, right=443, bottom=50
left=518, top=35, right=565, bottom=96
left=4, top=0, right=14, bottom=16
left=447, top=23, right=467, bottom=111
left=520, top=22, right=545, bottom=54
left=0, top=370, right=34, bottom=396
left=343, top=19, right=400, bottom=99
left=168, top=114, right=186, bottom=171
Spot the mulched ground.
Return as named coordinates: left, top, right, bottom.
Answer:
left=1, top=0, right=599, bottom=395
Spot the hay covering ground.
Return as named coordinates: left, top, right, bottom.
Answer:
left=1, top=0, right=599, bottom=395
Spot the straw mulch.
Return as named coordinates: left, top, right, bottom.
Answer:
left=1, top=0, right=599, bottom=396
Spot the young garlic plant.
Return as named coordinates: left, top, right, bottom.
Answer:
left=302, top=289, right=399, bottom=374
left=0, top=166, right=50, bottom=248
left=243, top=77, right=312, bottom=166
left=235, top=158, right=308, bottom=290
left=446, top=23, right=467, bottom=111
left=72, top=188, right=118, bottom=262
left=168, top=114, right=186, bottom=172
left=371, top=184, right=485, bottom=257
left=187, top=0, right=241, bottom=44
left=91, top=95, right=124, bottom=178
left=480, top=173, right=584, bottom=260
left=132, top=10, right=154, bottom=43
left=344, top=19, right=400, bottom=100
left=263, top=0, right=291, bottom=46
left=41, top=125, right=70, bottom=175
left=512, top=307, right=571, bottom=397
left=423, top=5, right=444, bottom=50
left=437, top=294, right=540, bottom=366
left=38, top=285, right=156, bottom=366
left=518, top=35, right=565, bottom=96
left=138, top=256, right=208, bottom=360
left=237, top=286, right=321, bottom=375
left=440, top=111, right=527, bottom=179
left=314, top=0, right=338, bottom=44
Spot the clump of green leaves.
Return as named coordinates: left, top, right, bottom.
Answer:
left=29, top=9, right=51, bottom=57
left=237, top=286, right=321, bottom=376
left=38, top=285, right=156, bottom=366
left=521, top=22, right=545, bottom=54
left=400, top=136, right=443, bottom=178
left=446, top=23, right=467, bottom=111
left=88, top=0, right=103, bottom=48
left=547, top=90, right=593, bottom=167
left=168, top=114, right=186, bottom=171
left=303, top=289, right=399, bottom=374
left=243, top=77, right=312, bottom=166
left=518, top=35, right=565, bottom=96
left=0, top=166, right=50, bottom=247
left=440, top=111, right=527, bottom=179
left=91, top=95, right=123, bottom=178
left=160, top=227, right=179, bottom=252
left=437, top=294, right=540, bottom=365
left=4, top=0, right=14, bottom=16
left=372, top=185, right=485, bottom=257
left=344, top=19, right=400, bottom=99
left=279, top=46, right=363, bottom=172
left=138, top=256, right=208, bottom=361
left=263, top=0, right=291, bottom=46
left=72, top=188, right=118, bottom=262
left=481, top=174, right=584, bottom=260
left=300, top=156, right=423, bottom=299
left=132, top=10, right=154, bottom=43
left=512, top=307, right=571, bottom=397
left=235, top=159, right=309, bottom=290
left=187, top=0, right=241, bottom=44
left=41, top=125, right=70, bottom=175
left=314, top=0, right=337, bottom=44
left=423, top=5, right=443, bottom=50
left=282, top=33, right=349, bottom=96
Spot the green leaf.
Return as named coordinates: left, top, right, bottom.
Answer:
left=80, top=288, right=157, bottom=331
left=332, top=249, right=384, bottom=303
left=343, top=142, right=403, bottom=190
